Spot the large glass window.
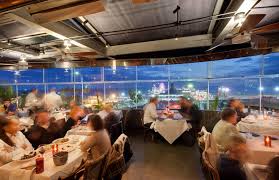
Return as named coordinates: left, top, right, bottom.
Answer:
left=45, top=68, right=73, bottom=83
left=263, top=52, right=279, bottom=75
left=170, top=80, right=208, bottom=110
left=137, top=65, right=169, bottom=80
left=261, top=77, right=279, bottom=110
left=137, top=81, right=168, bottom=109
left=211, top=56, right=261, bottom=78
left=74, top=67, right=102, bottom=82
left=169, top=62, right=207, bottom=80
left=17, top=69, right=43, bottom=83
left=0, top=70, right=15, bottom=84
left=209, top=78, right=259, bottom=110
left=104, top=66, right=136, bottom=81
left=105, top=83, right=137, bottom=109
left=83, top=83, right=104, bottom=109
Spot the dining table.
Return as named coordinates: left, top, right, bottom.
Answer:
left=241, top=132, right=279, bottom=180
left=237, top=115, right=279, bottom=136
left=0, top=134, right=86, bottom=180
left=150, top=111, right=191, bottom=144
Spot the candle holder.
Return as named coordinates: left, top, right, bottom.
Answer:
left=52, top=144, right=59, bottom=154
left=264, top=136, right=272, bottom=147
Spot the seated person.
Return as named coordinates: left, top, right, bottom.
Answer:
left=98, top=103, right=119, bottom=132
left=3, top=99, right=17, bottom=116
left=80, top=115, right=111, bottom=160
left=0, top=116, right=33, bottom=166
left=218, top=135, right=249, bottom=180
left=178, top=96, right=202, bottom=133
left=212, top=108, right=246, bottom=152
left=69, top=99, right=78, bottom=110
left=227, top=98, right=248, bottom=123
left=266, top=156, right=279, bottom=180
left=62, top=106, right=85, bottom=136
left=25, top=110, right=61, bottom=148
left=143, top=97, right=159, bottom=128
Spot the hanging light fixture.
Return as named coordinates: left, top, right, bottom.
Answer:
left=112, top=60, right=116, bottom=74
left=20, top=54, right=27, bottom=62
left=64, top=39, right=72, bottom=50
left=124, top=61, right=128, bottom=69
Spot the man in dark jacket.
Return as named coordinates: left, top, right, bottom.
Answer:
left=178, top=96, right=202, bottom=135
left=25, top=110, right=62, bottom=148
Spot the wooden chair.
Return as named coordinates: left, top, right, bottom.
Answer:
left=202, top=151, right=220, bottom=180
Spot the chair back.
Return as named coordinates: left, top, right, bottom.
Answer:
left=124, top=109, right=144, bottom=131
left=202, top=151, right=220, bottom=180
left=83, top=151, right=109, bottom=180
left=110, top=122, right=123, bottom=144
left=201, top=129, right=220, bottom=180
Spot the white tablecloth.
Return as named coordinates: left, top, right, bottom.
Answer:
left=237, top=116, right=279, bottom=136
left=245, top=163, right=268, bottom=180
left=151, top=119, right=191, bottom=144
left=0, top=135, right=86, bottom=180
left=66, top=126, right=94, bottom=136
left=241, top=133, right=279, bottom=165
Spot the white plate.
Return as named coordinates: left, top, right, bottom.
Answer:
left=12, top=152, right=37, bottom=162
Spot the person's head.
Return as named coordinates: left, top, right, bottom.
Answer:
left=87, top=114, right=104, bottom=131
left=32, top=88, right=38, bottom=95
left=0, top=116, right=20, bottom=146
left=69, top=100, right=77, bottom=109
left=103, top=103, right=113, bottom=113
left=0, top=116, right=20, bottom=135
left=221, top=108, right=237, bottom=124
left=70, top=106, right=85, bottom=121
left=50, top=88, right=56, bottom=93
left=3, top=99, right=11, bottom=107
left=228, top=98, right=241, bottom=109
left=149, top=97, right=158, bottom=105
left=179, top=96, right=192, bottom=108
left=267, top=156, right=279, bottom=180
left=35, top=110, right=50, bottom=127
left=226, top=135, right=249, bottom=163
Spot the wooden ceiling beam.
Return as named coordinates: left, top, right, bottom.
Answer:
left=30, top=0, right=105, bottom=24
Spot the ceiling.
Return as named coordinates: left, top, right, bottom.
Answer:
left=0, top=0, right=278, bottom=69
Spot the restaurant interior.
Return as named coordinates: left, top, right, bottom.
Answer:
left=0, top=0, right=279, bottom=180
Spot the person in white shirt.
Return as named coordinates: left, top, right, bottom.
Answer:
left=212, top=108, right=246, bottom=152
left=44, top=88, right=63, bottom=111
left=25, top=88, right=42, bottom=109
left=143, top=97, right=159, bottom=127
left=0, top=116, right=33, bottom=166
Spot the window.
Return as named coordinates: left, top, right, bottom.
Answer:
left=261, top=77, right=279, bottom=110
left=137, top=65, right=169, bottom=80
left=74, top=67, right=102, bottom=82
left=263, top=52, right=279, bottom=75
left=137, top=81, right=168, bottom=109
left=169, top=62, right=207, bottom=80
left=209, top=78, right=259, bottom=110
left=211, top=56, right=261, bottom=78
left=17, top=69, right=43, bottom=83
left=170, top=80, right=208, bottom=110
left=105, top=83, right=136, bottom=109
left=83, top=83, right=104, bottom=108
left=0, top=70, right=15, bottom=84
left=45, top=68, right=73, bottom=83
left=104, top=66, right=136, bottom=81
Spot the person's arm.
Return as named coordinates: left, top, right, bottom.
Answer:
left=19, top=132, right=34, bottom=151
left=80, top=134, right=96, bottom=152
left=150, top=104, right=159, bottom=119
